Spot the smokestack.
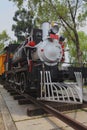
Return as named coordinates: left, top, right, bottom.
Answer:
left=42, top=22, right=50, bottom=40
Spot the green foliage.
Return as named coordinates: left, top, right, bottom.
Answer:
left=9, top=0, right=23, bottom=7
left=0, top=31, right=10, bottom=51
left=69, top=31, right=87, bottom=63
left=12, top=8, right=33, bottom=42
left=9, top=39, right=19, bottom=45
left=0, top=43, right=4, bottom=51
left=78, top=1, right=87, bottom=23
left=0, top=30, right=9, bottom=42
left=79, top=32, right=87, bottom=62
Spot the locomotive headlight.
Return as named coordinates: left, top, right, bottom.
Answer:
left=50, top=22, right=59, bottom=34
left=51, top=25, right=59, bottom=34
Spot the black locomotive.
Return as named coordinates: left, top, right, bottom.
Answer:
left=4, top=22, right=65, bottom=97
left=0, top=22, right=83, bottom=104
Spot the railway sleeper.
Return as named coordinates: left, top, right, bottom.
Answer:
left=7, top=89, right=15, bottom=92
left=10, top=91, right=18, bottom=96
left=27, top=107, right=47, bottom=116
left=18, top=99, right=32, bottom=105
left=4, top=84, right=11, bottom=89
left=53, top=104, right=82, bottom=112
left=13, top=95, right=25, bottom=100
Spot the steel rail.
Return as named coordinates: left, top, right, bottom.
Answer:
left=6, top=84, right=87, bottom=130
left=25, top=94, right=87, bottom=130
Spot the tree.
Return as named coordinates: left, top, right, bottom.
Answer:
left=78, top=32, right=87, bottom=63
left=0, top=30, right=10, bottom=51
left=9, top=0, right=23, bottom=7
left=12, top=8, right=33, bottom=42
left=9, top=0, right=87, bottom=65
left=68, top=31, right=87, bottom=64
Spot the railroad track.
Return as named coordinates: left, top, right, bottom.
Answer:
left=3, top=82, right=87, bottom=130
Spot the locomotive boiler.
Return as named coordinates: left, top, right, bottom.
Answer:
left=5, top=22, right=83, bottom=104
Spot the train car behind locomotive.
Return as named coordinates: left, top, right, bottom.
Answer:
left=5, top=22, right=83, bottom=104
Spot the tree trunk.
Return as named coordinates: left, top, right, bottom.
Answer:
left=74, top=29, right=83, bottom=66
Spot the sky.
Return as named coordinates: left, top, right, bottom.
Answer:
left=0, top=0, right=87, bottom=41
left=0, top=0, right=17, bottom=40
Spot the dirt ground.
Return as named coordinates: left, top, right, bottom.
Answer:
left=0, top=111, right=5, bottom=130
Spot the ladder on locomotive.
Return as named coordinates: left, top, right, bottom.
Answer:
left=39, top=71, right=83, bottom=104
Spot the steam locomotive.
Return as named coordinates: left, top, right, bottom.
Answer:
left=4, top=22, right=64, bottom=93
left=3, top=22, right=83, bottom=103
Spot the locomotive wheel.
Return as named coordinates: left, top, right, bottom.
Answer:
left=14, top=74, right=18, bottom=89
left=9, top=74, right=14, bottom=88
left=20, top=72, right=26, bottom=93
